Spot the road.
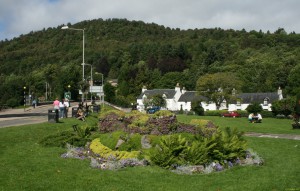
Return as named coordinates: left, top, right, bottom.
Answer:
left=0, top=104, right=70, bottom=128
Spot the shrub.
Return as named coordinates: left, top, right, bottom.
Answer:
left=271, top=97, right=296, bottom=117
left=260, top=110, right=274, bottom=118
left=153, top=110, right=173, bottom=117
left=149, top=127, right=248, bottom=169
left=246, top=103, right=263, bottom=114
left=6, top=98, right=19, bottom=108
left=204, top=110, right=224, bottom=116
left=191, top=100, right=204, bottom=115
left=149, top=135, right=188, bottom=169
left=89, top=138, right=140, bottom=160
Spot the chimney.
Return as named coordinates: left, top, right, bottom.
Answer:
left=182, top=87, right=186, bottom=94
left=142, top=85, right=147, bottom=93
left=175, top=83, right=180, bottom=92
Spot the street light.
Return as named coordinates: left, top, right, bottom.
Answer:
left=61, top=25, right=85, bottom=103
left=23, top=86, right=26, bottom=112
left=85, top=64, right=93, bottom=102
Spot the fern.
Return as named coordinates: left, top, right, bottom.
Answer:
left=149, top=135, right=188, bottom=169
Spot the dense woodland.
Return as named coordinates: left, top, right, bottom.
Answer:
left=0, top=18, right=299, bottom=107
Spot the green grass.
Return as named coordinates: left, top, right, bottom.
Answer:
left=177, top=115, right=300, bottom=135
left=0, top=115, right=300, bottom=191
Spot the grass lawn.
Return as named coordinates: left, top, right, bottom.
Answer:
left=0, top=115, right=299, bottom=191
left=177, top=115, right=300, bottom=135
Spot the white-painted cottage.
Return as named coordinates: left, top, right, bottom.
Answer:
left=136, top=84, right=283, bottom=112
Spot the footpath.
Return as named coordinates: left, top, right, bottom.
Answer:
left=0, top=106, right=300, bottom=140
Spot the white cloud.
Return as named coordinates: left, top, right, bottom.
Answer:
left=0, top=0, right=299, bottom=40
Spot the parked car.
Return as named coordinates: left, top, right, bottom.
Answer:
left=146, top=106, right=160, bottom=114
left=221, top=111, right=241, bottom=118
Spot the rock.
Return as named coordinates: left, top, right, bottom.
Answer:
left=141, top=135, right=152, bottom=149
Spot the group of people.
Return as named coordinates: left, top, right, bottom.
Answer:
left=53, top=98, right=70, bottom=118
left=53, top=98, right=86, bottom=121
left=248, top=113, right=263, bottom=123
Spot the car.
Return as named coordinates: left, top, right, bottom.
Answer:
left=221, top=111, right=241, bottom=118
left=146, top=106, right=160, bottom=114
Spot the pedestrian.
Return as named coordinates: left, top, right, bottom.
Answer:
left=53, top=98, right=60, bottom=110
left=64, top=99, right=70, bottom=118
left=59, top=99, right=65, bottom=118
left=32, top=99, right=36, bottom=108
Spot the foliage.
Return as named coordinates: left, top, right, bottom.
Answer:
left=89, top=138, right=140, bottom=160
left=153, top=110, right=173, bottom=117
left=98, top=109, right=205, bottom=135
left=295, top=93, right=300, bottom=115
left=150, top=135, right=188, bottom=169
left=196, top=72, right=242, bottom=110
left=6, top=98, right=19, bottom=108
left=1, top=119, right=300, bottom=190
left=150, top=94, right=167, bottom=108
left=39, top=123, right=97, bottom=147
left=149, top=127, right=247, bottom=169
left=271, top=97, right=296, bottom=116
left=1, top=19, right=300, bottom=106
left=246, top=102, right=263, bottom=114
left=191, top=100, right=204, bottom=115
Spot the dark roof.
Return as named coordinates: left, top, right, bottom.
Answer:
left=137, top=89, right=176, bottom=99
left=178, top=91, right=208, bottom=102
left=236, top=92, right=279, bottom=103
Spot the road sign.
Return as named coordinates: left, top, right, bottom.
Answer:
left=65, top=92, right=71, bottom=100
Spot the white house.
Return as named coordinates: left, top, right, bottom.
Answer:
left=136, top=84, right=283, bottom=112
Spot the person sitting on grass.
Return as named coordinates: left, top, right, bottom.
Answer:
left=76, top=104, right=86, bottom=121
left=249, top=113, right=262, bottom=123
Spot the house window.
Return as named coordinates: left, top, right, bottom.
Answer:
left=263, top=98, right=269, bottom=106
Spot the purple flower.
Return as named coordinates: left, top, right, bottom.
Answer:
left=235, top=158, right=241, bottom=165
left=215, top=163, right=223, bottom=171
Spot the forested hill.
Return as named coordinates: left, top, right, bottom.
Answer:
left=0, top=18, right=299, bottom=107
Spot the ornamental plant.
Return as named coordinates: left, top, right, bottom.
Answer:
left=89, top=138, right=140, bottom=160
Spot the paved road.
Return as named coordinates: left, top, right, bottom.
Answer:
left=0, top=104, right=72, bottom=128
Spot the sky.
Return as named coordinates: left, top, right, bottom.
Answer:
left=0, top=0, right=300, bottom=41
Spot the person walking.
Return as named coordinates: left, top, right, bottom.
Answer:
left=53, top=98, right=60, bottom=110
left=64, top=99, right=70, bottom=118
left=32, top=99, right=37, bottom=108
left=59, top=99, right=65, bottom=118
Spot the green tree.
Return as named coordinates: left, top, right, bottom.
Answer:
left=196, top=72, right=242, bottom=110
left=271, top=97, right=295, bottom=116
left=150, top=94, right=166, bottom=108
left=287, top=64, right=300, bottom=96
left=103, top=82, right=116, bottom=103
left=191, top=100, right=204, bottom=115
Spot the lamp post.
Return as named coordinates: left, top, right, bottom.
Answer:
left=85, top=64, right=93, bottom=102
left=61, top=25, right=85, bottom=103
left=23, top=86, right=26, bottom=112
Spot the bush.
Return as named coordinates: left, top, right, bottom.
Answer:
left=149, top=127, right=248, bottom=169
left=260, top=110, right=275, bottom=118
left=6, top=98, right=19, bottom=108
left=149, top=135, right=188, bottom=169
left=89, top=138, right=140, bottom=160
left=191, top=100, right=204, bottom=115
left=204, top=110, right=224, bottom=116
left=271, top=97, right=295, bottom=117
left=246, top=103, right=263, bottom=114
